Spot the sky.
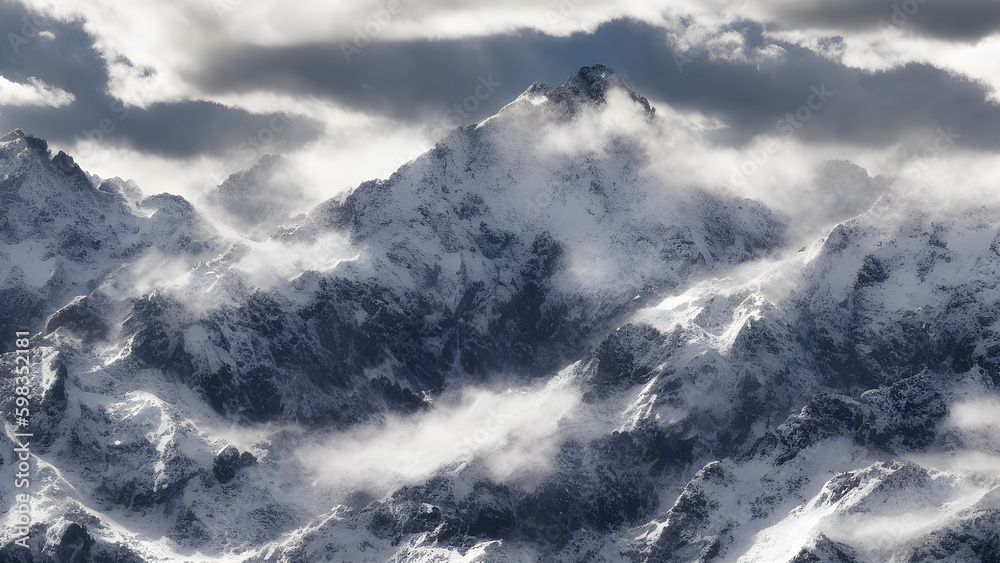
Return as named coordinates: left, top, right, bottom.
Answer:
left=1, top=0, right=1000, bottom=217
left=4, top=2, right=1000, bottom=544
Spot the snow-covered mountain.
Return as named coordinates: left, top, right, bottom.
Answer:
left=1, top=66, right=998, bottom=562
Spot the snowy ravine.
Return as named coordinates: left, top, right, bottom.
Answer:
left=0, top=66, right=998, bottom=562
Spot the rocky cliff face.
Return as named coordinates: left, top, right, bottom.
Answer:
left=1, top=67, right=998, bottom=562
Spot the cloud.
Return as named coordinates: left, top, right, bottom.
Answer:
left=234, top=233, right=360, bottom=290
left=13, top=0, right=999, bottom=150
left=508, top=70, right=997, bottom=246
left=178, top=19, right=1000, bottom=151
left=298, top=376, right=581, bottom=496
left=945, top=396, right=1000, bottom=452
left=0, top=0, right=321, bottom=159
left=761, top=0, right=1000, bottom=42
left=0, top=75, right=73, bottom=107
left=2, top=0, right=999, bottom=236
left=950, top=398, right=1000, bottom=430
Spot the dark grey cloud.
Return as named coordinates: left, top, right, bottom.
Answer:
left=4, top=1, right=999, bottom=159
left=769, top=0, right=1000, bottom=42
left=0, top=0, right=320, bottom=159
left=189, top=18, right=1000, bottom=150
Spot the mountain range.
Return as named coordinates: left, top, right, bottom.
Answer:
left=1, top=65, right=998, bottom=562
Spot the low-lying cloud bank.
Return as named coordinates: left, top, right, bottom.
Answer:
left=298, top=374, right=583, bottom=496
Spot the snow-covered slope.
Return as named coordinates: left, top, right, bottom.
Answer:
left=1, top=66, right=999, bottom=562
left=615, top=201, right=1000, bottom=562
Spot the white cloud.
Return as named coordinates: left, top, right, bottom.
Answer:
left=57, top=141, right=222, bottom=202
left=23, top=0, right=1000, bottom=111
left=944, top=396, right=1000, bottom=453
left=22, top=0, right=673, bottom=108
left=0, top=76, right=75, bottom=107
left=234, top=233, right=360, bottom=289
left=298, top=371, right=582, bottom=496
left=950, top=398, right=1000, bottom=431
left=15, top=0, right=1000, bottom=243
left=51, top=103, right=443, bottom=226
left=768, top=28, right=1000, bottom=103
left=16, top=0, right=766, bottom=112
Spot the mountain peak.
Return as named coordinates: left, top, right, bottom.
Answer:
left=565, top=64, right=625, bottom=97
left=518, top=64, right=654, bottom=116
left=0, top=128, right=26, bottom=142
left=0, top=128, right=50, bottom=156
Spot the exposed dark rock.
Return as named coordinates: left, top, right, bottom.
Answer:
left=53, top=523, right=94, bottom=563
left=790, top=534, right=862, bottom=563
left=212, top=446, right=257, bottom=484
left=592, top=324, right=662, bottom=387
left=46, top=294, right=111, bottom=343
